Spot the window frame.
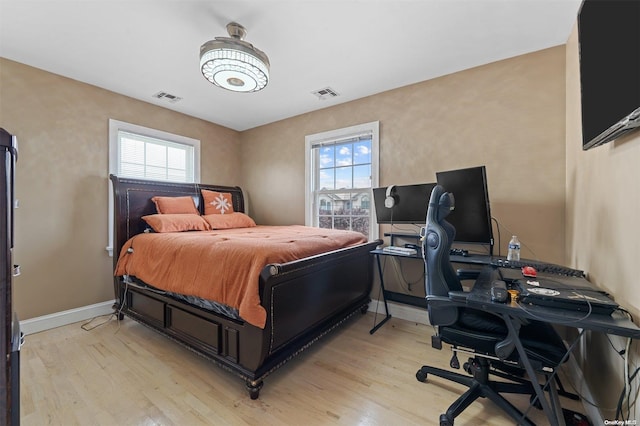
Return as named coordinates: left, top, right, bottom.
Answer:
left=305, top=121, right=380, bottom=241
left=106, top=119, right=201, bottom=256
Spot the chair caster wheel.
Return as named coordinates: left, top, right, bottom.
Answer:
left=416, top=368, right=428, bottom=382
left=449, top=353, right=460, bottom=369
left=439, top=413, right=453, bottom=426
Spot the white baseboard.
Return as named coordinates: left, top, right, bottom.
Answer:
left=20, top=300, right=116, bottom=335
left=368, top=299, right=430, bottom=325
left=21, top=298, right=422, bottom=336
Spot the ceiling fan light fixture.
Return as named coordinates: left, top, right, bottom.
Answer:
left=200, top=22, right=270, bottom=93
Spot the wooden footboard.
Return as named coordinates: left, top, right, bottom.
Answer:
left=110, top=175, right=381, bottom=398
left=113, top=239, right=379, bottom=399
left=262, top=241, right=379, bottom=356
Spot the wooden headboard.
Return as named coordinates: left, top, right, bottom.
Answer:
left=110, top=174, right=245, bottom=260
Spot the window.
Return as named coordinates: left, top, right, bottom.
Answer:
left=106, top=119, right=201, bottom=255
left=305, top=121, right=379, bottom=240
left=118, top=131, right=196, bottom=182
left=110, top=120, right=200, bottom=182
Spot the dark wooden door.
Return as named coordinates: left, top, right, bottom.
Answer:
left=0, top=128, right=17, bottom=426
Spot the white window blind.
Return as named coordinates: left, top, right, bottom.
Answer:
left=106, top=119, right=201, bottom=256
left=117, top=131, right=195, bottom=182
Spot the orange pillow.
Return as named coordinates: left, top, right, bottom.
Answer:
left=142, top=214, right=210, bottom=233
left=202, top=190, right=235, bottom=215
left=152, top=196, right=199, bottom=214
left=203, top=212, right=256, bottom=229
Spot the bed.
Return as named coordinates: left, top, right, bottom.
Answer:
left=110, top=175, right=381, bottom=399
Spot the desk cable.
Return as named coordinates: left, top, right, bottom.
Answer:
left=515, top=301, right=639, bottom=421
left=612, top=315, right=638, bottom=422
left=561, top=332, right=638, bottom=421
left=389, top=222, right=423, bottom=235
left=389, top=255, right=424, bottom=293
left=519, top=327, right=587, bottom=424
left=619, top=337, right=633, bottom=421
left=492, top=217, right=540, bottom=261
left=614, top=301, right=638, bottom=418
left=512, top=292, right=594, bottom=325
left=491, top=217, right=502, bottom=257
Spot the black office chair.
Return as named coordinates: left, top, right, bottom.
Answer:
left=416, top=185, right=569, bottom=426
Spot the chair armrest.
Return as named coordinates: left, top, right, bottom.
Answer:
left=448, top=291, right=468, bottom=302
left=428, top=293, right=525, bottom=361
left=456, top=269, right=480, bottom=281
left=426, top=295, right=468, bottom=309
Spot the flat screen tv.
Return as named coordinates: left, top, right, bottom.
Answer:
left=578, top=0, right=640, bottom=150
left=436, top=166, right=493, bottom=249
left=373, top=182, right=436, bottom=224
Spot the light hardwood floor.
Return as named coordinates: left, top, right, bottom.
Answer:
left=20, top=313, right=584, bottom=425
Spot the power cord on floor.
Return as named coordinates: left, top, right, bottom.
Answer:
left=80, top=313, right=116, bottom=331
left=81, top=278, right=130, bottom=333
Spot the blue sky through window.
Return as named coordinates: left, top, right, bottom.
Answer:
left=318, top=139, right=371, bottom=190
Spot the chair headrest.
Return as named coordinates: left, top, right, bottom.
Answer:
left=428, top=185, right=455, bottom=222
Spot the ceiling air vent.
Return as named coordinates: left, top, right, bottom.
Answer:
left=152, top=91, right=183, bottom=103
left=311, top=87, right=339, bottom=100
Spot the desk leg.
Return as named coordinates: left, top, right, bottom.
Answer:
left=548, top=376, right=565, bottom=425
left=502, top=315, right=566, bottom=426
left=370, top=254, right=392, bottom=334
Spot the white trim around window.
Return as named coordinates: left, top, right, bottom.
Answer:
left=305, top=121, right=380, bottom=241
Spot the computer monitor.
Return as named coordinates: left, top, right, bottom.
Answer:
left=373, top=183, right=436, bottom=224
left=436, top=166, right=493, bottom=249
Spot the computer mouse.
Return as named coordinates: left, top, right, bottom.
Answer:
left=522, top=266, right=537, bottom=278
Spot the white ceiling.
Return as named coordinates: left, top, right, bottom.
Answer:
left=0, top=0, right=582, bottom=131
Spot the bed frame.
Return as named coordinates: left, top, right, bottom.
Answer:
left=110, top=175, right=381, bottom=399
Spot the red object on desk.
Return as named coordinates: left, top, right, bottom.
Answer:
left=522, top=266, right=537, bottom=278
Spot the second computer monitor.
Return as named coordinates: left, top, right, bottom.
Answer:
left=436, top=165, right=493, bottom=248
left=373, top=182, right=436, bottom=224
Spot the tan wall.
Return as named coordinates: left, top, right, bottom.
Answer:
left=565, top=24, right=640, bottom=418
left=2, top=46, right=569, bottom=320
left=241, top=47, right=567, bottom=266
left=0, top=58, right=241, bottom=319
left=565, top=25, right=640, bottom=319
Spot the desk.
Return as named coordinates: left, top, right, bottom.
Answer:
left=369, top=248, right=562, bottom=334
left=452, top=265, right=640, bottom=425
left=466, top=268, right=639, bottom=338
left=369, top=247, right=426, bottom=334
left=368, top=248, right=583, bottom=334
left=449, top=253, right=587, bottom=279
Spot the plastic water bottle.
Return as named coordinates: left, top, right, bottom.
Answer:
left=507, top=235, right=521, bottom=261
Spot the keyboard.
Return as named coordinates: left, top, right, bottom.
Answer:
left=491, top=258, right=585, bottom=278
left=382, top=246, right=418, bottom=256
left=450, top=248, right=469, bottom=257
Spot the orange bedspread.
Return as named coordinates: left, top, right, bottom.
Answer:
left=114, top=225, right=367, bottom=329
